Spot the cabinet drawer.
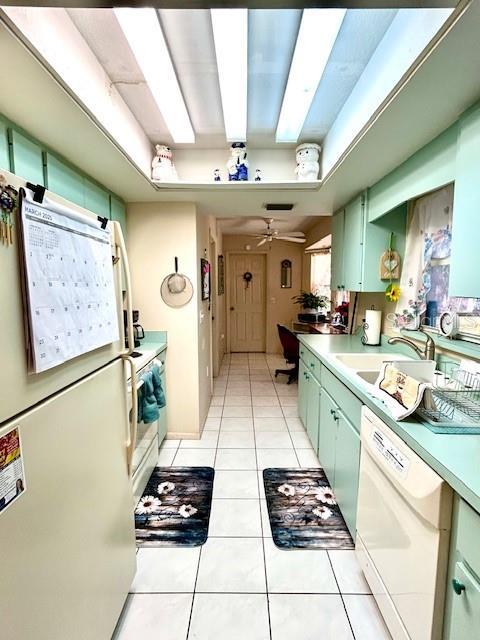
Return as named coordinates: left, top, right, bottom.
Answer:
left=456, top=499, right=480, bottom=578
left=299, top=345, right=322, bottom=381
left=321, top=366, right=362, bottom=430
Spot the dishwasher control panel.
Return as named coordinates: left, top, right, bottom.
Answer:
left=371, top=428, right=410, bottom=477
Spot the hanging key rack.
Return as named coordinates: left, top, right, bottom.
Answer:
left=0, top=174, right=18, bottom=246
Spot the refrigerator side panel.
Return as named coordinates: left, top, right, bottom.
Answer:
left=0, top=169, right=126, bottom=424
left=0, top=359, right=136, bottom=640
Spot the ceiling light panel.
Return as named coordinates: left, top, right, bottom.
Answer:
left=211, top=8, right=248, bottom=142
left=276, top=9, right=346, bottom=143
left=114, top=7, right=195, bottom=144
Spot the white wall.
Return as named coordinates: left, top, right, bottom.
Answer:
left=127, top=201, right=201, bottom=439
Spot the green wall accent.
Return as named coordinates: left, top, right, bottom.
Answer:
left=44, top=152, right=85, bottom=208
left=367, top=123, right=458, bottom=221
left=9, top=128, right=45, bottom=186
left=0, top=120, right=9, bottom=171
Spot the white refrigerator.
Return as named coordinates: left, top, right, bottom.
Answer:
left=0, top=170, right=137, bottom=640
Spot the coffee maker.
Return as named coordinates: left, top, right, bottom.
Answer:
left=123, top=309, right=145, bottom=349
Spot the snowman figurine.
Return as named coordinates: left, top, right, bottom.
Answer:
left=295, top=143, right=321, bottom=181
left=227, top=142, right=248, bottom=181
left=152, top=144, right=178, bottom=182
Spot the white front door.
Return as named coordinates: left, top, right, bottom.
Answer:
left=229, top=253, right=266, bottom=352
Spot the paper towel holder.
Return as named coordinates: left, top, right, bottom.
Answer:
left=361, top=307, right=382, bottom=346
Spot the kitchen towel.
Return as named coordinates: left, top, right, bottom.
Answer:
left=139, top=370, right=160, bottom=424
left=370, top=363, right=429, bottom=420
left=151, top=364, right=166, bottom=409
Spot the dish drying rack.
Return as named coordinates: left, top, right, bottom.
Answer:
left=416, top=363, right=480, bottom=434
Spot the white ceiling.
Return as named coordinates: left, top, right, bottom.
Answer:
left=68, top=7, right=398, bottom=148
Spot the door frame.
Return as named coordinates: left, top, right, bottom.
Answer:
left=226, top=251, right=267, bottom=354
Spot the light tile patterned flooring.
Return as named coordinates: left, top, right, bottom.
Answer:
left=113, top=353, right=391, bottom=640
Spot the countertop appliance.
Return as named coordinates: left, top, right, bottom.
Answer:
left=126, top=349, right=167, bottom=503
left=0, top=171, right=137, bottom=640
left=124, top=309, right=144, bottom=348
left=356, top=407, right=453, bottom=640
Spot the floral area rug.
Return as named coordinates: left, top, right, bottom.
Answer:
left=263, top=468, right=354, bottom=550
left=135, top=466, right=214, bottom=547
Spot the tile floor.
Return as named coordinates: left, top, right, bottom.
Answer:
left=113, top=353, right=391, bottom=640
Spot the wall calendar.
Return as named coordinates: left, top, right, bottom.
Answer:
left=19, top=190, right=119, bottom=373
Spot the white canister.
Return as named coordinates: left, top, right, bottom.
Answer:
left=362, top=309, right=382, bottom=346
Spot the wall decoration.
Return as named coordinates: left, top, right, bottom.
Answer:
left=243, top=271, right=253, bottom=289
left=280, top=259, right=292, bottom=288
left=227, top=142, right=248, bottom=181
left=218, top=255, right=225, bottom=295
left=151, top=144, right=178, bottom=182
left=0, top=174, right=18, bottom=246
left=213, top=169, right=221, bottom=182
left=380, top=233, right=401, bottom=281
left=295, top=143, right=321, bottom=181
left=161, top=257, right=194, bottom=308
left=254, top=169, right=262, bottom=182
left=201, top=258, right=211, bottom=300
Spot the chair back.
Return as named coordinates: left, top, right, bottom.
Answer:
left=277, top=324, right=299, bottom=362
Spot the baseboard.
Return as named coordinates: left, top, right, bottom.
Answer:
left=165, top=431, right=200, bottom=440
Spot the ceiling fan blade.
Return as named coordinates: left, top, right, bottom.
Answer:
left=275, top=236, right=307, bottom=243
left=257, top=238, right=268, bottom=246
left=282, top=231, right=306, bottom=237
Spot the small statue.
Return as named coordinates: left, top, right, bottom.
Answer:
left=254, top=169, right=262, bottom=182
left=152, top=144, right=178, bottom=182
left=213, top=169, right=221, bottom=182
left=227, top=142, right=248, bottom=181
left=295, top=143, right=321, bottom=181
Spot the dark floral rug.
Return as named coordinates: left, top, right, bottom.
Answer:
left=135, top=466, right=214, bottom=547
left=263, top=468, right=354, bottom=550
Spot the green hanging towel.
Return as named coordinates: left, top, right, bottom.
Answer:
left=152, top=364, right=166, bottom=409
left=140, top=370, right=160, bottom=424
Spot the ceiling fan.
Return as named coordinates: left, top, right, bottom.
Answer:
left=246, top=218, right=306, bottom=246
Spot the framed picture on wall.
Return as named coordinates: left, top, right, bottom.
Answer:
left=218, top=255, right=225, bottom=295
left=201, top=258, right=210, bottom=300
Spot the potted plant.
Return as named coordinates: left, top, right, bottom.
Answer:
left=292, top=291, right=330, bottom=320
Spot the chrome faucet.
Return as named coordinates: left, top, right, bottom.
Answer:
left=387, top=326, right=436, bottom=361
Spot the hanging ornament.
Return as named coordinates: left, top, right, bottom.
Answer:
left=380, top=232, right=401, bottom=281
left=243, top=271, right=253, bottom=288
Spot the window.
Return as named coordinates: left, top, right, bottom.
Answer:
left=310, top=250, right=331, bottom=300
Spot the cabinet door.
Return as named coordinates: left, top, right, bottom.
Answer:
left=9, top=129, right=44, bottom=185
left=110, top=195, right=127, bottom=241
left=306, top=375, right=321, bottom=453
left=84, top=179, right=110, bottom=217
left=343, top=195, right=365, bottom=291
left=331, top=210, right=345, bottom=290
left=449, top=105, right=480, bottom=298
left=45, top=153, right=85, bottom=207
left=318, top=388, right=338, bottom=486
left=333, top=411, right=360, bottom=537
left=298, top=360, right=309, bottom=428
left=0, top=119, right=9, bottom=170
left=446, top=562, right=480, bottom=640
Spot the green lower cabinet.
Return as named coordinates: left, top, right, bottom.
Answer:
left=332, top=410, right=360, bottom=537
left=318, top=388, right=338, bottom=486
left=444, top=497, right=480, bottom=639
left=298, top=360, right=309, bottom=427
left=306, top=375, right=321, bottom=453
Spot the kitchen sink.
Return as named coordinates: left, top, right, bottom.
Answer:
left=355, top=370, right=381, bottom=385
left=333, top=352, right=412, bottom=370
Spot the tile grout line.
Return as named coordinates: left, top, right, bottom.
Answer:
left=326, top=550, right=357, bottom=640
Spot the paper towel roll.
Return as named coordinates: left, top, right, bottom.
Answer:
left=363, top=309, right=382, bottom=345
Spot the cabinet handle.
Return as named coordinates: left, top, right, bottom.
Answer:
left=305, top=373, right=310, bottom=380
left=300, top=350, right=304, bottom=355
left=310, top=363, right=315, bottom=368
left=452, top=579, right=466, bottom=595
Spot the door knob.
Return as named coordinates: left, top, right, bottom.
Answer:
left=230, top=306, right=235, bottom=311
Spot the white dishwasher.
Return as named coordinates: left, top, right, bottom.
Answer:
left=356, top=407, right=452, bottom=640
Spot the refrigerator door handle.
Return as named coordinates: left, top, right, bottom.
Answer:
left=124, top=356, right=138, bottom=476
left=114, top=221, right=134, bottom=356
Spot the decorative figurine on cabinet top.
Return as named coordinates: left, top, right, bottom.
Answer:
left=254, top=169, right=262, bottom=182
left=152, top=144, right=178, bottom=182
left=295, top=143, right=321, bottom=182
left=213, top=169, right=221, bottom=182
left=227, top=142, right=248, bottom=181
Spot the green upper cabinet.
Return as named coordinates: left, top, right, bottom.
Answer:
left=84, top=178, right=110, bottom=218
left=331, top=192, right=407, bottom=293
left=331, top=209, right=345, bottom=291
left=449, top=104, right=480, bottom=298
left=9, top=128, right=45, bottom=185
left=44, top=153, right=85, bottom=208
left=110, top=194, right=127, bottom=241
left=343, top=195, right=365, bottom=291
left=0, top=119, right=9, bottom=171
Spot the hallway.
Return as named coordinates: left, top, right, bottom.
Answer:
left=114, top=353, right=391, bottom=640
